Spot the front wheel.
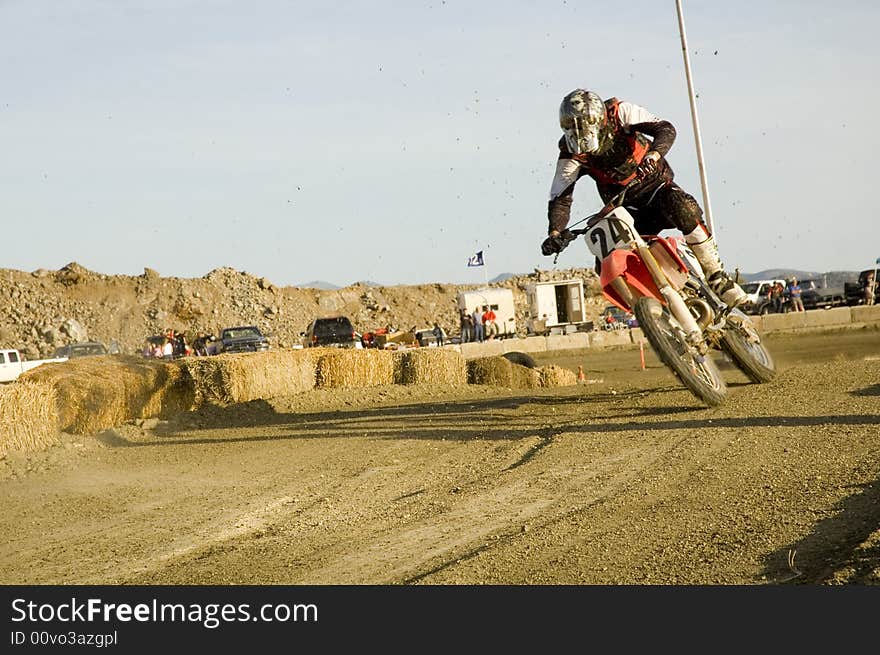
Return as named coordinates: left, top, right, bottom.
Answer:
left=720, top=312, right=777, bottom=383
left=633, top=297, right=727, bottom=407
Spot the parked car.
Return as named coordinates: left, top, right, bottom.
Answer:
left=601, top=306, right=638, bottom=330
left=0, top=348, right=68, bottom=383
left=739, top=279, right=787, bottom=315
left=844, top=269, right=880, bottom=306
left=52, top=341, right=109, bottom=358
left=794, top=278, right=846, bottom=310
left=413, top=327, right=448, bottom=347
left=218, top=326, right=270, bottom=354
left=301, top=316, right=361, bottom=348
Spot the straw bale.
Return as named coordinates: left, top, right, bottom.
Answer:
left=20, top=355, right=195, bottom=435
left=467, top=356, right=541, bottom=389
left=179, top=349, right=317, bottom=406
left=512, top=364, right=541, bottom=389
left=395, top=348, right=467, bottom=386
left=0, top=381, right=59, bottom=457
left=316, top=349, right=394, bottom=388
left=538, top=364, right=578, bottom=388
left=467, top=356, right=513, bottom=386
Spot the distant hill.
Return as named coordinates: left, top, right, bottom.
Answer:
left=297, top=280, right=341, bottom=290
left=489, top=272, right=517, bottom=283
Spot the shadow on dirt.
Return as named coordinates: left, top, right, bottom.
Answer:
left=93, top=380, right=880, bottom=452
left=852, top=384, right=880, bottom=397
left=762, top=475, right=880, bottom=585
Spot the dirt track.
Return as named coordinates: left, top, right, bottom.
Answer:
left=1, top=327, right=878, bottom=585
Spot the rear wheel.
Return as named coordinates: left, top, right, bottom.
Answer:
left=720, top=311, right=776, bottom=383
left=632, top=297, right=727, bottom=407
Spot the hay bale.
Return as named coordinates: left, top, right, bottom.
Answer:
left=0, top=381, right=59, bottom=457
left=316, top=349, right=394, bottom=388
left=467, top=356, right=539, bottom=388
left=538, top=364, right=577, bottom=387
left=20, top=355, right=195, bottom=435
left=468, top=356, right=513, bottom=386
left=395, top=349, right=467, bottom=386
left=179, top=349, right=317, bottom=406
left=512, top=364, right=541, bottom=389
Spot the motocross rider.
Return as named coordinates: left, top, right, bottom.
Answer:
left=541, top=89, right=747, bottom=307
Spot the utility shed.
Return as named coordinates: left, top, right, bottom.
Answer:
left=524, top=279, right=587, bottom=335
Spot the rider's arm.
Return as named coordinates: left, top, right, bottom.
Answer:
left=617, top=101, right=676, bottom=158
left=547, top=141, right=581, bottom=235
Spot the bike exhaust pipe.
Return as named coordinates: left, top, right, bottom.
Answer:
left=686, top=297, right=714, bottom=332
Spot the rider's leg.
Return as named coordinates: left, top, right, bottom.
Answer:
left=684, top=225, right=747, bottom=307
left=653, top=184, right=747, bottom=307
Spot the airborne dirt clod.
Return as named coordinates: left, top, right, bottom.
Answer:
left=0, top=330, right=878, bottom=585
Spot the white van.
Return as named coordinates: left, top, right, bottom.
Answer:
left=740, top=279, right=787, bottom=315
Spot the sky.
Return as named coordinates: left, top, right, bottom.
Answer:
left=1, top=1, right=877, bottom=287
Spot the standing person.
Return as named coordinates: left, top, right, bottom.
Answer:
left=540, top=88, right=747, bottom=307
left=771, top=281, right=785, bottom=313
left=483, top=305, right=498, bottom=340
left=432, top=323, right=444, bottom=347
left=471, top=307, right=484, bottom=343
left=459, top=308, right=472, bottom=343
left=788, top=278, right=805, bottom=312
left=864, top=272, right=877, bottom=306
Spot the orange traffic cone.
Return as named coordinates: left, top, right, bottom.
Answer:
left=577, top=365, right=586, bottom=384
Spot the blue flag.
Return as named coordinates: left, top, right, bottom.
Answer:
left=467, top=251, right=484, bottom=267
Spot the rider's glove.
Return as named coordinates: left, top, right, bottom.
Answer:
left=541, top=229, right=575, bottom=256
left=636, top=150, right=661, bottom=180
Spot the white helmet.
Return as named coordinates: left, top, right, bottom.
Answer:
left=559, top=89, right=606, bottom=155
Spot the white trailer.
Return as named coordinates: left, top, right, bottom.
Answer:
left=524, top=279, right=588, bottom=335
left=456, top=288, right=516, bottom=338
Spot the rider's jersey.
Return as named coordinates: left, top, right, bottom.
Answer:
left=547, top=97, right=677, bottom=234
left=550, top=99, right=656, bottom=196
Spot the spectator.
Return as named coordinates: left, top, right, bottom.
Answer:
left=432, top=323, right=444, bottom=347
left=192, top=332, right=208, bottom=356
left=162, top=338, right=174, bottom=360
left=482, top=305, right=498, bottom=340
left=471, top=307, right=484, bottom=343
left=865, top=272, right=877, bottom=306
left=460, top=308, right=473, bottom=343
left=788, top=278, right=805, bottom=313
left=174, top=332, right=188, bottom=357
left=771, top=281, right=785, bottom=313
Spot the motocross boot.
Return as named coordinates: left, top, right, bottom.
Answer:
left=688, top=235, right=748, bottom=307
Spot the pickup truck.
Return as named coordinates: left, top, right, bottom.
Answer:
left=796, top=278, right=846, bottom=310
left=218, top=326, right=270, bottom=354
left=845, top=269, right=879, bottom=306
left=739, top=279, right=787, bottom=315
left=0, top=348, right=68, bottom=383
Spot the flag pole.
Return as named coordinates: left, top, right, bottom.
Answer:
left=675, top=0, right=715, bottom=235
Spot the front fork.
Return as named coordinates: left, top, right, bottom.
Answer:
left=635, top=243, right=705, bottom=347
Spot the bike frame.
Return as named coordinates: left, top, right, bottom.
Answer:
left=578, top=206, right=705, bottom=343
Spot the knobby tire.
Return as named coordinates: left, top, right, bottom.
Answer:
left=633, top=297, right=727, bottom=407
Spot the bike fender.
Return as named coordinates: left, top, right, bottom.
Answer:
left=600, top=250, right=663, bottom=310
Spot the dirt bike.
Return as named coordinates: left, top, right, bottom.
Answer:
left=552, top=182, right=776, bottom=407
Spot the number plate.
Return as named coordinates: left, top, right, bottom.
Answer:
left=585, top=207, right=638, bottom=260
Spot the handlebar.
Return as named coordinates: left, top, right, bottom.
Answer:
left=551, top=179, right=643, bottom=258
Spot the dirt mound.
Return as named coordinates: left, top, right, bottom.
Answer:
left=0, top=263, right=604, bottom=359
